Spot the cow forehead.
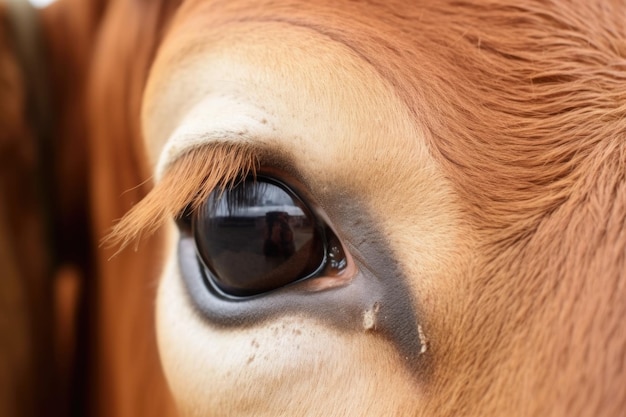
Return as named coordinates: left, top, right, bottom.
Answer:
left=146, top=19, right=425, bottom=185
left=144, top=14, right=429, bottom=179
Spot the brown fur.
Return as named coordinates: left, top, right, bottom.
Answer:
left=0, top=3, right=57, bottom=416
left=32, top=0, right=181, bottom=415
left=68, top=0, right=181, bottom=415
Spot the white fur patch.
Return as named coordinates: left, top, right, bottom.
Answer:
left=155, top=97, right=274, bottom=180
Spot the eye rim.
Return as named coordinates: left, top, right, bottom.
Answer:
left=188, top=173, right=349, bottom=300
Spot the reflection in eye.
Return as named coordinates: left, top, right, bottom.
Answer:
left=192, top=176, right=347, bottom=297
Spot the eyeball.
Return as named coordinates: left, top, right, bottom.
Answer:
left=191, top=176, right=347, bottom=298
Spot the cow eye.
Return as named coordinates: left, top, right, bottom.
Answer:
left=188, top=175, right=347, bottom=298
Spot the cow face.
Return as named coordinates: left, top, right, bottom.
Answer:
left=111, top=1, right=626, bottom=416
left=143, top=6, right=453, bottom=415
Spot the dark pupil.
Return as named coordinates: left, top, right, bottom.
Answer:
left=193, top=177, right=325, bottom=297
